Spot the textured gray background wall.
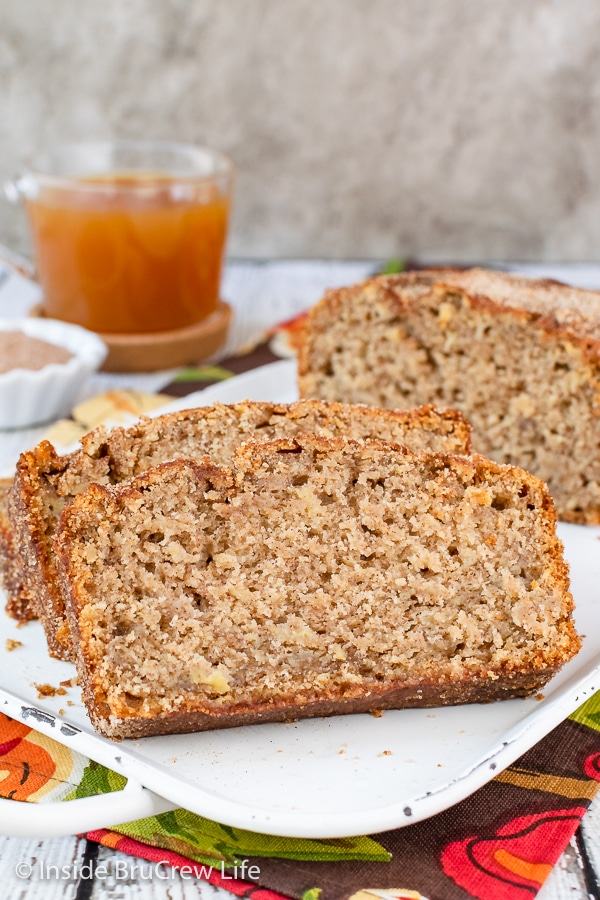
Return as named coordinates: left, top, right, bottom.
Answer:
left=1, top=0, right=600, bottom=261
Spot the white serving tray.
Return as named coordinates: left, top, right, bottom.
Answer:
left=1, top=359, right=600, bottom=839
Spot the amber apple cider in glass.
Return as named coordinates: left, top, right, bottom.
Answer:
left=27, top=173, right=231, bottom=334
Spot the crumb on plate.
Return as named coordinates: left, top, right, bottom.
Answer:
left=33, top=682, right=67, bottom=699
left=5, top=639, right=22, bottom=652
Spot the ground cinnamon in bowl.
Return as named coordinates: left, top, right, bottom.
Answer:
left=0, top=331, right=73, bottom=373
left=0, top=317, right=107, bottom=429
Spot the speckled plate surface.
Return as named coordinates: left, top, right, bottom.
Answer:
left=1, top=359, right=600, bottom=838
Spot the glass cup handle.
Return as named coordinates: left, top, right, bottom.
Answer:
left=2, top=177, right=21, bottom=204
left=3, top=172, right=36, bottom=204
left=0, top=175, right=38, bottom=278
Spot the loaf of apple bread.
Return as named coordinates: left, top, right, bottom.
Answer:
left=298, top=267, right=600, bottom=523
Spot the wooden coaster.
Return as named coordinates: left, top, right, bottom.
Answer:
left=29, top=300, right=232, bottom=373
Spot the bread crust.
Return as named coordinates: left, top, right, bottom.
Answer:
left=8, top=443, right=83, bottom=654
left=0, top=478, right=33, bottom=622
left=81, top=669, right=561, bottom=741
left=298, top=268, right=600, bottom=380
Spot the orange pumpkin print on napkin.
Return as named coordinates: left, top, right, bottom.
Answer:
left=0, top=712, right=83, bottom=802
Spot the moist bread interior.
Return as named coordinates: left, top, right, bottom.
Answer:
left=56, top=437, right=578, bottom=736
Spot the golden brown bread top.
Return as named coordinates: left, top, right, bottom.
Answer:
left=437, top=268, right=600, bottom=342
left=299, top=267, right=600, bottom=373
left=16, top=399, right=472, bottom=499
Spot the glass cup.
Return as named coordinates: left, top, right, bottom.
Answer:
left=5, top=140, right=234, bottom=334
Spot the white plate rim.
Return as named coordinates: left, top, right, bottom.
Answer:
left=1, top=358, right=599, bottom=838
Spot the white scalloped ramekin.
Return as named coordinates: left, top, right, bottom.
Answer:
left=0, top=318, right=108, bottom=429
